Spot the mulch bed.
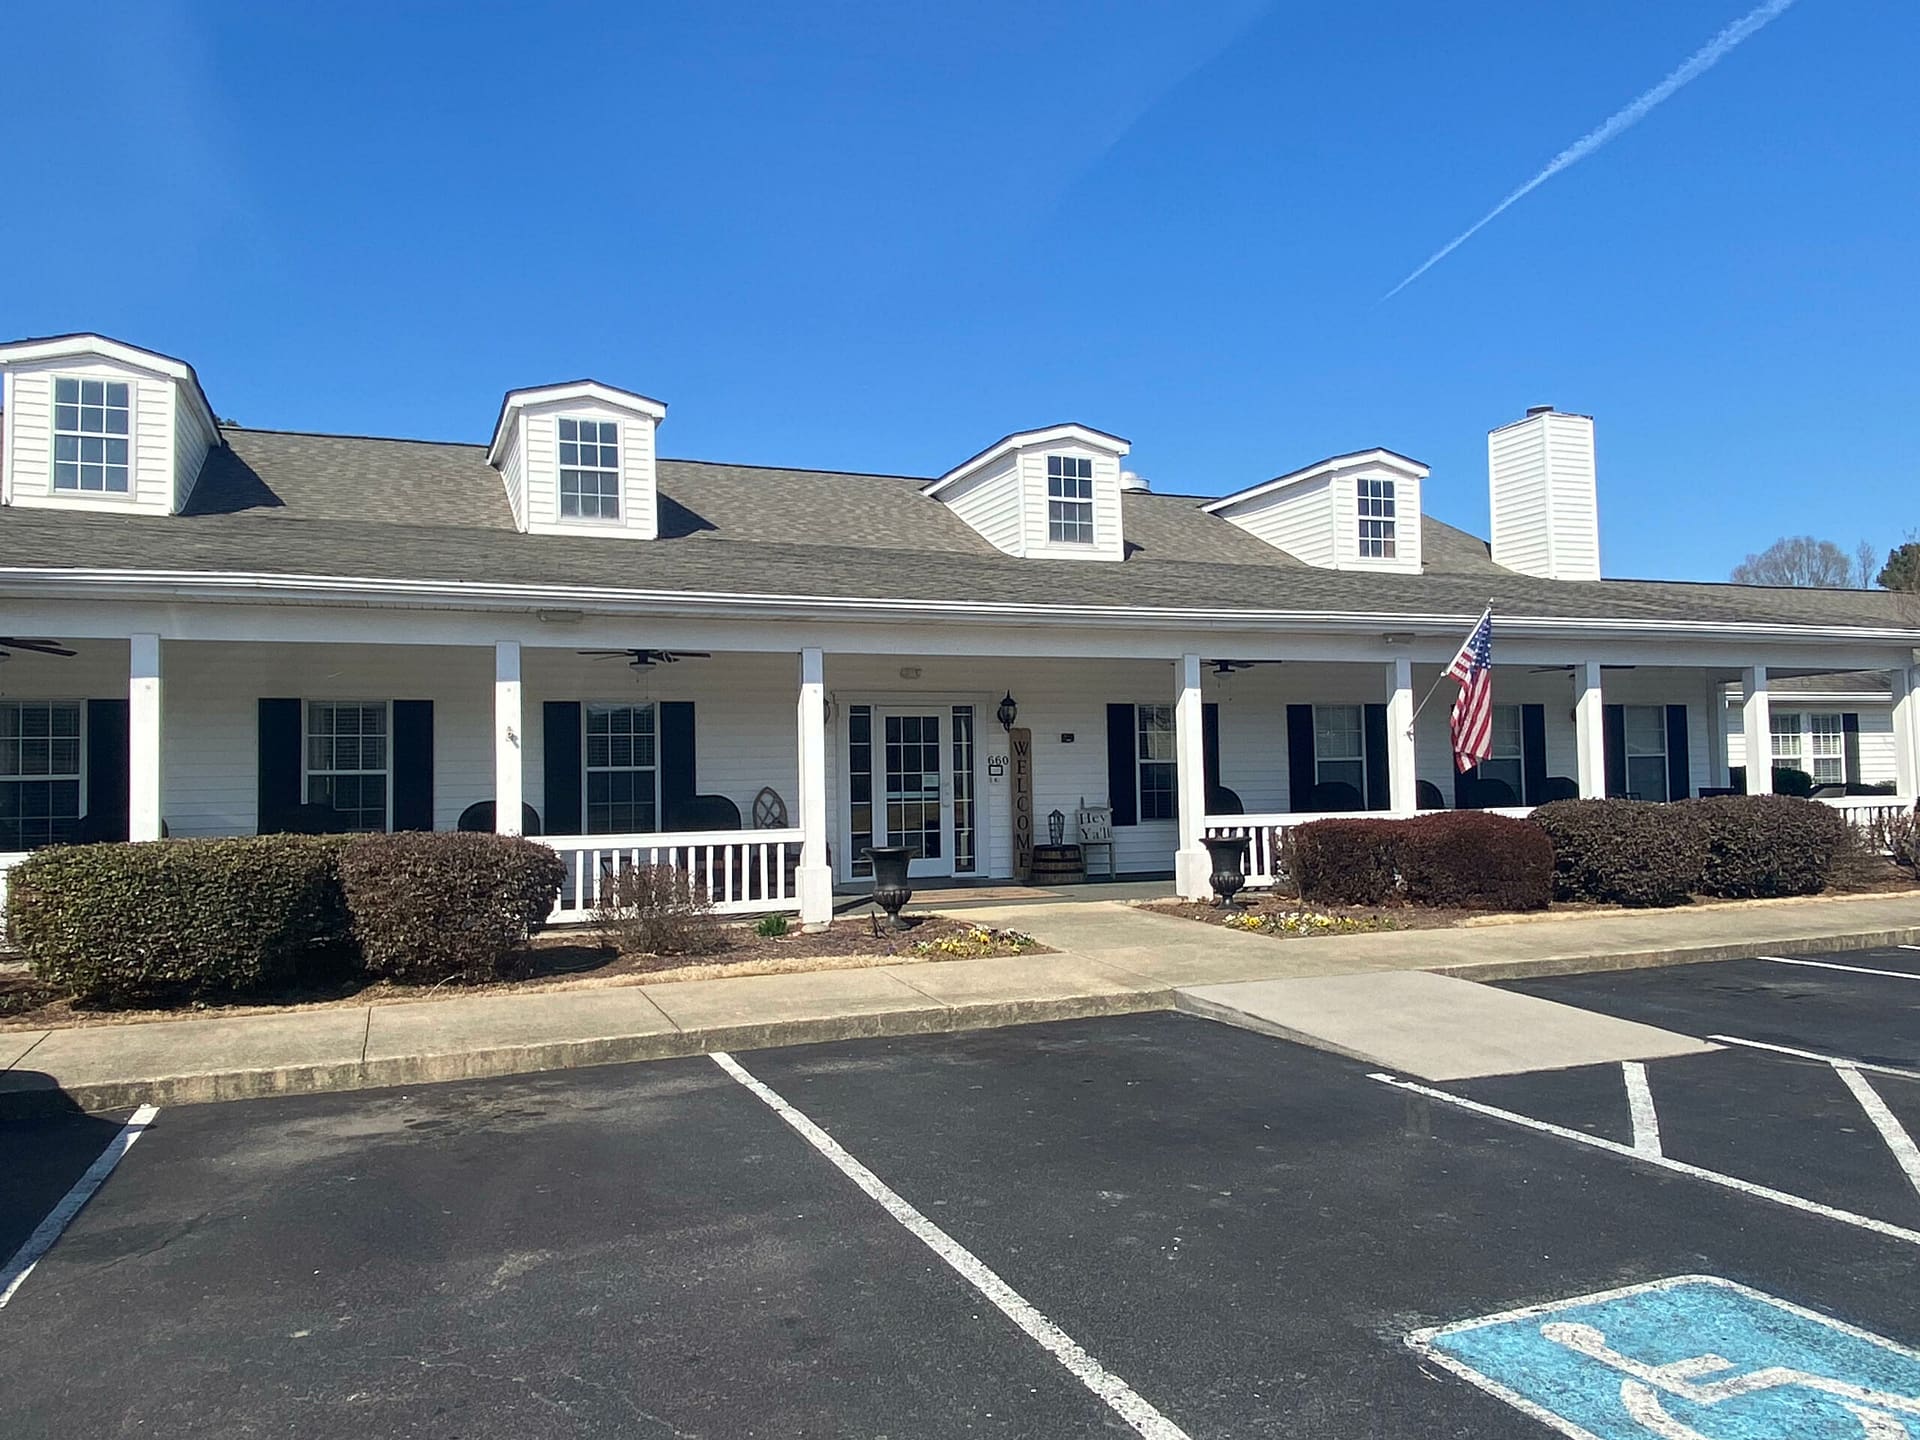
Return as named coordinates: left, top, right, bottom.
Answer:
left=0, top=913, right=1048, bottom=1031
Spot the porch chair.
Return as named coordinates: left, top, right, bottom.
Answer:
left=1414, top=779, right=1445, bottom=811
left=1075, top=803, right=1116, bottom=880
left=1455, top=776, right=1517, bottom=810
left=1540, top=776, right=1580, bottom=803
left=1301, top=781, right=1364, bottom=813
left=455, top=801, right=543, bottom=836
left=1205, top=784, right=1244, bottom=816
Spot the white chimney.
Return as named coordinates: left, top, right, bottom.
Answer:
left=1488, top=406, right=1600, bottom=582
left=1119, top=469, right=1150, bottom=492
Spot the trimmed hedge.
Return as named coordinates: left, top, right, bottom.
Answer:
left=8, top=836, right=352, bottom=1005
left=1396, top=812, right=1553, bottom=910
left=1530, top=798, right=1705, bottom=908
left=336, top=831, right=566, bottom=984
left=1693, top=794, right=1848, bottom=899
left=1292, top=812, right=1552, bottom=910
left=1291, top=818, right=1402, bottom=905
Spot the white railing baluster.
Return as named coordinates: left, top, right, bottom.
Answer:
left=539, top=828, right=807, bottom=923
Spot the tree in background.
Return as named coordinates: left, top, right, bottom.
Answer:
left=1854, top=540, right=1881, bottom=589
left=1878, top=540, right=1920, bottom=593
left=1730, top=536, right=1856, bottom=587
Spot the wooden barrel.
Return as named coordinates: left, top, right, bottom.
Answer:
left=1029, top=843, right=1085, bottom=885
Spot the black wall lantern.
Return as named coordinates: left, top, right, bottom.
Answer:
left=997, top=692, right=1019, bottom=731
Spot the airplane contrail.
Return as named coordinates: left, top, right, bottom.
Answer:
left=1381, top=0, right=1800, bottom=301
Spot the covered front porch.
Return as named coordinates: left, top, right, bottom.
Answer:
left=2, top=607, right=1915, bottom=926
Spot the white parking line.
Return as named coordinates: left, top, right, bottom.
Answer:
left=1901, top=946, right=1920, bottom=953
left=1368, top=1073, right=1920, bottom=1248
left=1705, top=1035, right=1920, bottom=1082
left=1832, top=1065, right=1920, bottom=1202
left=710, top=1052, right=1192, bottom=1440
left=1759, top=955, right=1920, bottom=982
left=1623, top=1062, right=1662, bottom=1158
left=0, top=1104, right=159, bottom=1309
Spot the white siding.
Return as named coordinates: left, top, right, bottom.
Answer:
left=1017, top=446, right=1126, bottom=563
left=497, top=422, right=527, bottom=530
left=1214, top=461, right=1422, bottom=573
left=2, top=357, right=180, bottom=516
left=1489, top=409, right=1600, bottom=581
left=940, top=457, right=1023, bottom=555
left=515, top=400, right=659, bottom=540
left=171, top=388, right=215, bottom=511
left=1727, top=700, right=1899, bottom=786
left=1219, top=474, right=1336, bottom=567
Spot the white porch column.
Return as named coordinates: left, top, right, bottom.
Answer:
left=796, top=646, right=834, bottom=931
left=1387, top=656, right=1417, bottom=813
left=1173, top=653, right=1210, bottom=900
left=1893, top=663, right=1920, bottom=798
left=1573, top=661, right=1606, bottom=798
left=1741, top=665, right=1773, bottom=795
left=494, top=641, right=523, bottom=835
left=128, top=633, right=163, bottom=842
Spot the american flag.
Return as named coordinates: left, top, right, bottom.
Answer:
left=1446, top=608, right=1495, bottom=772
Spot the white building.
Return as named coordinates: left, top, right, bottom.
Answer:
left=2, top=334, right=1915, bottom=926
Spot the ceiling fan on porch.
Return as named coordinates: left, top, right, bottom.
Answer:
left=578, top=648, right=712, bottom=670
left=0, top=638, right=76, bottom=660
left=1527, top=663, right=1638, bottom=674
left=1208, top=659, right=1275, bottom=675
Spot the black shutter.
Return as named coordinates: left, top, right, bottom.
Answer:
left=1603, top=704, right=1627, bottom=798
left=257, top=698, right=302, bottom=835
left=1106, top=704, right=1138, bottom=827
left=1521, top=704, right=1548, bottom=807
left=1664, top=704, right=1690, bottom=802
left=660, top=701, right=696, bottom=829
left=1202, top=702, right=1221, bottom=798
left=85, top=699, right=130, bottom=841
left=544, top=701, right=583, bottom=835
left=1842, top=712, right=1862, bottom=786
left=392, top=700, right=434, bottom=831
left=1286, top=705, right=1316, bottom=812
left=1363, top=703, right=1390, bottom=811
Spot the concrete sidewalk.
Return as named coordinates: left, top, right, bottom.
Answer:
left=4, top=890, right=1916, bottom=1112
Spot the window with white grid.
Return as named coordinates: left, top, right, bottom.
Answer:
left=1357, top=477, right=1396, bottom=558
left=1314, top=705, right=1366, bottom=798
left=1807, top=712, right=1845, bottom=786
left=585, top=703, right=657, bottom=834
left=0, top=702, right=82, bottom=849
left=306, top=702, right=390, bottom=832
left=1046, top=454, right=1094, bottom=545
left=558, top=417, right=621, bottom=520
left=1135, top=704, right=1176, bottom=821
left=53, top=377, right=131, bottom=493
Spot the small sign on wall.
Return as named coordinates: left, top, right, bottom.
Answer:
left=1011, top=727, right=1034, bottom=882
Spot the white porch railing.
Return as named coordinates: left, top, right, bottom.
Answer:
left=1817, top=795, right=1918, bottom=834
left=541, top=829, right=806, bottom=924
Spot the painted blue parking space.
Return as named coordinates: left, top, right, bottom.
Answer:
left=1413, top=1275, right=1920, bottom=1439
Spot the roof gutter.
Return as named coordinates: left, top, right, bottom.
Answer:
left=3, top=567, right=1918, bottom=648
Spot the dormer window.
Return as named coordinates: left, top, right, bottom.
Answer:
left=53, top=378, right=131, bottom=494
left=1046, top=454, right=1094, bottom=544
left=558, top=417, right=620, bottom=520
left=1357, top=477, right=1396, bottom=559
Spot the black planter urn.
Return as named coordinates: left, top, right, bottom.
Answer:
left=1201, top=834, right=1251, bottom=909
left=864, top=845, right=915, bottom=930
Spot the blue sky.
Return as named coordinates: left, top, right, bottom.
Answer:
left=3, top=1, right=1914, bottom=581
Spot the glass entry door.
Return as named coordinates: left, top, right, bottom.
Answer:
left=848, top=703, right=977, bottom=884
left=878, top=710, right=951, bottom=878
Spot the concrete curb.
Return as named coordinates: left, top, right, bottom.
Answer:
left=0, top=988, right=1171, bottom=1116
left=7, top=918, right=1918, bottom=1115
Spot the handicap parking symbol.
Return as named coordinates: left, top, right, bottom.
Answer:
left=1408, top=1276, right=1920, bottom=1438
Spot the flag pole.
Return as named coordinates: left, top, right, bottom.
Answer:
left=1405, top=601, right=1494, bottom=737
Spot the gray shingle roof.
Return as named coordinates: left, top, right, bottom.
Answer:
left=0, top=425, right=1911, bottom=632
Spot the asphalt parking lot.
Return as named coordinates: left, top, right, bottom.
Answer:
left=4, top=948, right=1919, bottom=1438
